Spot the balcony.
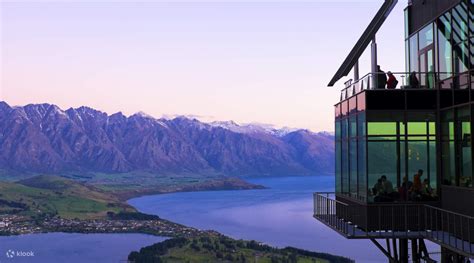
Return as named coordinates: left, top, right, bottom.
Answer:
left=339, top=71, right=471, bottom=102
left=313, top=193, right=474, bottom=258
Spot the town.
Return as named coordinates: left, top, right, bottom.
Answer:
left=0, top=214, right=217, bottom=238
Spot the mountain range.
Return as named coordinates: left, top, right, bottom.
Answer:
left=0, top=101, right=334, bottom=178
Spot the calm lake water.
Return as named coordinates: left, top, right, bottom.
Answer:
left=129, top=176, right=387, bottom=262
left=0, top=176, right=440, bottom=263
left=0, top=233, right=166, bottom=263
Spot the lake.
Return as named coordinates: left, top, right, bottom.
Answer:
left=129, top=176, right=388, bottom=262
left=0, top=176, right=439, bottom=262
left=0, top=233, right=166, bottom=263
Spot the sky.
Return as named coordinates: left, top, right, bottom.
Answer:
left=0, top=0, right=407, bottom=132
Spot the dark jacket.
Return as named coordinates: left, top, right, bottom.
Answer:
left=376, top=70, right=387, bottom=89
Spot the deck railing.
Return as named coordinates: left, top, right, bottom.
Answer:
left=313, top=193, right=474, bottom=257
left=339, top=71, right=469, bottom=102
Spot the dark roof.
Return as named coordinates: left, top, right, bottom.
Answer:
left=327, top=0, right=398, bottom=87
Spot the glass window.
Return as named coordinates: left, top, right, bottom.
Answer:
left=405, top=40, right=410, bottom=74
left=368, top=141, right=398, bottom=203
left=358, top=113, right=366, bottom=137
left=442, top=141, right=456, bottom=185
left=437, top=12, right=453, bottom=80
left=470, top=3, right=474, bottom=69
left=357, top=93, right=366, bottom=111
left=350, top=139, right=358, bottom=196
left=429, top=122, right=436, bottom=135
left=342, top=118, right=348, bottom=140
left=404, top=8, right=410, bottom=38
left=470, top=38, right=474, bottom=71
left=409, top=34, right=419, bottom=73
left=458, top=107, right=472, bottom=188
left=441, top=110, right=455, bottom=141
left=419, top=24, right=433, bottom=49
left=368, top=122, right=397, bottom=135
left=470, top=1, right=474, bottom=38
left=342, top=140, right=349, bottom=194
left=453, top=42, right=469, bottom=74
left=407, top=141, right=428, bottom=187
left=336, top=140, right=342, bottom=193
left=429, top=141, right=437, bottom=195
left=452, top=3, right=468, bottom=44
left=350, top=116, right=357, bottom=138
left=358, top=139, right=367, bottom=200
left=400, top=140, right=407, bottom=182
left=335, top=120, right=341, bottom=140
left=441, top=109, right=455, bottom=185
left=408, top=122, right=428, bottom=135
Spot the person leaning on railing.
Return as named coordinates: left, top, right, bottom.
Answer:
left=386, top=71, right=398, bottom=89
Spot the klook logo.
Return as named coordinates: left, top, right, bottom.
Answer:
left=5, top=250, right=14, bottom=258
left=4, top=249, right=34, bottom=259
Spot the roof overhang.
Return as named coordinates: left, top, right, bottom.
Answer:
left=327, top=0, right=398, bottom=87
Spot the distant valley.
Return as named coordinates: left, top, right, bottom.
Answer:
left=0, top=101, right=334, bottom=195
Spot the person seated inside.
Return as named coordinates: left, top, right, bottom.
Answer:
left=421, top=179, right=436, bottom=201
left=398, top=176, right=413, bottom=201
left=372, top=176, right=397, bottom=202
left=381, top=175, right=399, bottom=201
left=460, top=176, right=473, bottom=188
left=409, top=71, right=420, bottom=89
left=410, top=169, right=424, bottom=201
left=386, top=71, right=398, bottom=89
left=372, top=179, right=384, bottom=196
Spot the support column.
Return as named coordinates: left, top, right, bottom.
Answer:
left=371, top=37, right=378, bottom=89
left=411, top=239, right=420, bottom=263
left=399, top=239, right=409, bottom=263
left=354, top=60, right=359, bottom=82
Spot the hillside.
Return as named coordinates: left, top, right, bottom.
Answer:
left=128, top=235, right=353, bottom=263
left=0, top=102, right=334, bottom=179
left=0, top=175, right=135, bottom=220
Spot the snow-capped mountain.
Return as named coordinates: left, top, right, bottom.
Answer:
left=0, top=102, right=334, bottom=177
left=209, top=121, right=299, bottom=136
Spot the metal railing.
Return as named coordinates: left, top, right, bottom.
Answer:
left=339, top=71, right=470, bottom=101
left=313, top=192, right=474, bottom=257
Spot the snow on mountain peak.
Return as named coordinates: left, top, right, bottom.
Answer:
left=209, top=121, right=298, bottom=136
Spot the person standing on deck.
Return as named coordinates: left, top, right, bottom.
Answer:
left=375, top=65, right=387, bottom=89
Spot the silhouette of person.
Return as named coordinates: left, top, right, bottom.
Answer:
left=409, top=71, right=420, bottom=89
left=376, top=65, right=387, bottom=89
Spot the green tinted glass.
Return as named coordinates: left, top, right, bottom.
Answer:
left=462, top=122, right=471, bottom=137
left=408, top=122, right=427, bottom=135
left=368, top=136, right=397, bottom=141
left=449, top=122, right=455, bottom=140
left=429, top=122, right=436, bottom=135
left=350, top=116, right=357, bottom=137
left=368, top=122, right=397, bottom=135
left=400, top=122, right=406, bottom=135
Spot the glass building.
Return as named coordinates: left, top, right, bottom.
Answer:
left=315, top=1, right=474, bottom=262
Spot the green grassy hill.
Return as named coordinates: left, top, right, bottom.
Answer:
left=128, top=236, right=353, bottom=263
left=0, top=175, right=135, bottom=220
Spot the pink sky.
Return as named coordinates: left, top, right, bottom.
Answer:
left=0, top=1, right=406, bottom=131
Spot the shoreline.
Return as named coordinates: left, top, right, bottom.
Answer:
left=112, top=178, right=267, bottom=201
left=0, top=214, right=218, bottom=239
